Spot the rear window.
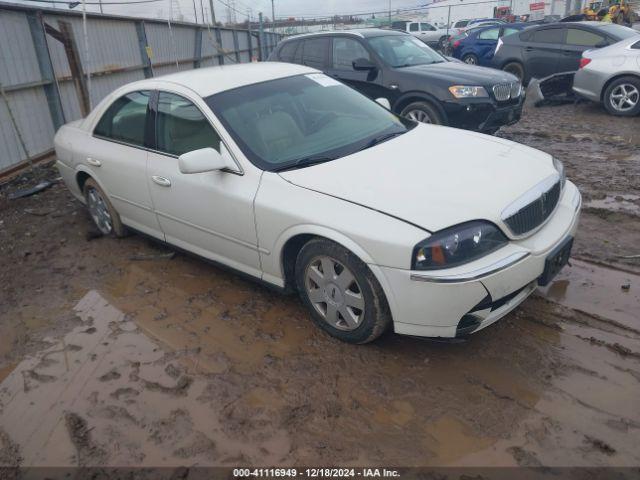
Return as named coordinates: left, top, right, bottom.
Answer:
left=278, top=41, right=299, bottom=62
left=596, top=24, right=640, bottom=40
left=391, top=21, right=408, bottom=30
left=531, top=28, right=564, bottom=44
left=633, top=40, right=640, bottom=49
left=566, top=28, right=606, bottom=47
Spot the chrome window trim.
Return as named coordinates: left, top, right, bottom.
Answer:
left=410, top=251, right=531, bottom=284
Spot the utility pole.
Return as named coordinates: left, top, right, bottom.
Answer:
left=271, top=0, right=275, bottom=31
left=258, top=12, right=265, bottom=60
left=192, top=0, right=198, bottom=23
left=388, top=0, right=391, bottom=26
left=208, top=0, right=216, bottom=25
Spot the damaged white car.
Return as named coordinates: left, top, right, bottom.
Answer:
left=54, top=63, right=581, bottom=344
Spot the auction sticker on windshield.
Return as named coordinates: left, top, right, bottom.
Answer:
left=306, top=73, right=341, bottom=87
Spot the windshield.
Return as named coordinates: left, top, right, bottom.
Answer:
left=597, top=24, right=640, bottom=40
left=206, top=74, right=413, bottom=171
left=368, top=35, right=446, bottom=68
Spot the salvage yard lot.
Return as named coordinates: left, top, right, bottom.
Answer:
left=0, top=99, right=639, bottom=468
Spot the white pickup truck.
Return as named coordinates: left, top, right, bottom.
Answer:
left=390, top=20, right=451, bottom=50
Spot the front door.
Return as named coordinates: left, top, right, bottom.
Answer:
left=327, top=36, right=389, bottom=103
left=146, top=91, right=262, bottom=278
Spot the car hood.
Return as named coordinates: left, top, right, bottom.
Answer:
left=278, top=124, right=557, bottom=236
left=399, top=61, right=517, bottom=85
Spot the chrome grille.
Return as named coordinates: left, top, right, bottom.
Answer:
left=504, top=180, right=561, bottom=236
left=493, top=83, right=511, bottom=101
left=492, top=81, right=522, bottom=102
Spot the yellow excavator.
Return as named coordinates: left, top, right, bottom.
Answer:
left=581, top=0, right=636, bottom=25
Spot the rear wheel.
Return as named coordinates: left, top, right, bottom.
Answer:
left=295, top=239, right=391, bottom=344
left=503, top=61, right=525, bottom=83
left=603, top=76, right=640, bottom=117
left=400, top=101, right=444, bottom=125
left=83, top=178, right=127, bottom=237
left=462, top=53, right=479, bottom=65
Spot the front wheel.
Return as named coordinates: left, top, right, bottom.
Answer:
left=295, top=239, right=391, bottom=344
left=400, top=101, right=444, bottom=125
left=603, top=76, right=640, bottom=117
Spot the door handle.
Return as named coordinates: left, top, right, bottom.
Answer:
left=86, top=157, right=101, bottom=167
left=151, top=175, right=171, bottom=187
left=525, top=47, right=534, bottom=52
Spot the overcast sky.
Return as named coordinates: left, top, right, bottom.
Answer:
left=10, top=0, right=426, bottom=23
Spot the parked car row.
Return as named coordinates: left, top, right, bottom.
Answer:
left=445, top=20, right=639, bottom=116
left=268, top=30, right=524, bottom=133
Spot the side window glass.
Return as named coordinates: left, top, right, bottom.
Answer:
left=420, top=23, right=435, bottom=31
left=531, top=28, right=564, bottom=44
left=94, top=90, right=150, bottom=146
left=302, top=38, right=330, bottom=69
left=566, top=29, right=605, bottom=47
left=278, top=41, right=299, bottom=62
left=633, top=40, right=640, bottom=49
left=332, top=37, right=371, bottom=70
left=502, top=27, right=520, bottom=37
left=410, top=23, right=419, bottom=32
left=156, top=92, right=221, bottom=157
left=479, top=28, right=500, bottom=40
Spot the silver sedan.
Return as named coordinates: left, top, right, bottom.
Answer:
left=573, top=36, right=640, bottom=117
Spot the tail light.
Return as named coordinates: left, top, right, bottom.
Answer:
left=579, top=58, right=591, bottom=69
left=453, top=40, right=461, bottom=49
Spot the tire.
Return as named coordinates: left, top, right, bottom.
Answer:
left=295, top=238, right=392, bottom=344
left=400, top=101, right=444, bottom=125
left=462, top=53, right=479, bottom=65
left=83, top=178, right=127, bottom=237
left=503, top=61, right=525, bottom=83
left=603, top=76, right=640, bottom=117
left=438, top=35, right=449, bottom=52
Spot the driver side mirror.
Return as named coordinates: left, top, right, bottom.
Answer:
left=178, top=146, right=235, bottom=174
left=352, top=57, right=377, bottom=71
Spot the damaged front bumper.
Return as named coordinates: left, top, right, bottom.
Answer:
left=374, top=181, right=581, bottom=339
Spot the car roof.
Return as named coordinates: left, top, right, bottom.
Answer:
left=124, top=62, right=317, bottom=98
left=285, top=28, right=406, bottom=40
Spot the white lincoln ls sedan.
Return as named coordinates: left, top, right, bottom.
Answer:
left=54, top=63, right=581, bottom=344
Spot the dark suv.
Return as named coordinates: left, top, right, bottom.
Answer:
left=269, top=29, right=524, bottom=133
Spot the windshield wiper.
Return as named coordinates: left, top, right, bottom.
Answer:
left=273, top=155, right=337, bottom=172
left=358, top=131, right=405, bottom=151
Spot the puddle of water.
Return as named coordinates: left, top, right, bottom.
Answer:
left=0, top=290, right=291, bottom=467
left=584, top=194, right=640, bottom=215
left=539, top=259, right=640, bottom=330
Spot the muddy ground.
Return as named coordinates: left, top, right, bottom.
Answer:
left=0, top=100, right=639, bottom=471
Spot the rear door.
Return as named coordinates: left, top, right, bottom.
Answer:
left=89, top=90, right=162, bottom=236
left=560, top=27, right=609, bottom=72
left=523, top=26, right=566, bottom=78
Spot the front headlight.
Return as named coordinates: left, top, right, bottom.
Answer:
left=553, top=157, right=566, bottom=189
left=448, top=85, right=489, bottom=98
left=412, top=221, right=508, bottom=270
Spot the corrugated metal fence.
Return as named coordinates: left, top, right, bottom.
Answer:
left=0, top=2, right=282, bottom=174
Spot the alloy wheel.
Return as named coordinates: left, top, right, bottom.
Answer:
left=609, top=84, right=639, bottom=112
left=405, top=109, right=433, bottom=123
left=304, top=256, right=365, bottom=331
left=86, top=187, right=113, bottom=235
left=463, top=56, right=477, bottom=65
